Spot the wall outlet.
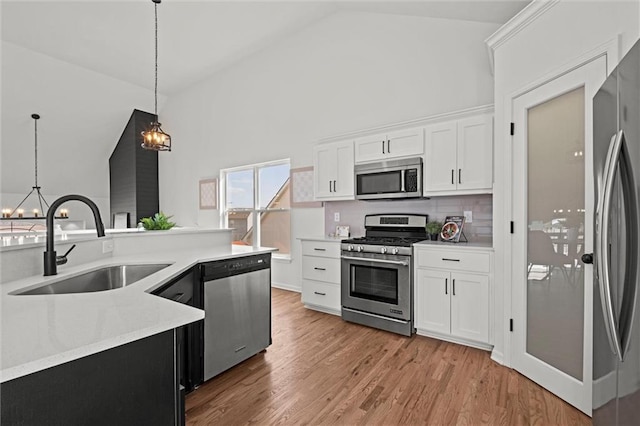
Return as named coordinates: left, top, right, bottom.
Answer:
left=463, top=211, right=473, bottom=223
left=102, top=240, right=114, bottom=254
left=334, top=212, right=340, bottom=222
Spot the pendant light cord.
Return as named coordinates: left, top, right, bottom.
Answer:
left=34, top=116, right=39, bottom=188
left=154, top=1, right=158, bottom=118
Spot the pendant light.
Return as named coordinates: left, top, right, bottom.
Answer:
left=141, top=0, right=171, bottom=151
left=1, top=114, right=67, bottom=220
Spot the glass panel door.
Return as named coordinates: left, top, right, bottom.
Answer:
left=526, top=87, right=585, bottom=381
left=511, top=56, right=606, bottom=414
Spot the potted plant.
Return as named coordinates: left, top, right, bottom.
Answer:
left=426, top=221, right=443, bottom=241
left=139, top=212, right=176, bottom=231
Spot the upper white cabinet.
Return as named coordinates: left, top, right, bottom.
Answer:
left=354, top=127, right=424, bottom=164
left=313, top=140, right=355, bottom=201
left=424, top=114, right=493, bottom=195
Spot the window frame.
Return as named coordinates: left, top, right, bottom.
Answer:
left=220, top=158, right=291, bottom=259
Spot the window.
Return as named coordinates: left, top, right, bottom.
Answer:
left=221, top=159, right=291, bottom=256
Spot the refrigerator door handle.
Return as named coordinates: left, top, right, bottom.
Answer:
left=615, top=130, right=639, bottom=361
left=596, top=131, right=624, bottom=361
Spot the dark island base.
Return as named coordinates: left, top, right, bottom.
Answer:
left=1, top=329, right=181, bottom=426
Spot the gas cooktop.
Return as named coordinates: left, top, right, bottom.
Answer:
left=341, top=236, right=427, bottom=247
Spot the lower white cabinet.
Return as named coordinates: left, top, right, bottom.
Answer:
left=300, top=239, right=342, bottom=315
left=414, top=245, right=492, bottom=348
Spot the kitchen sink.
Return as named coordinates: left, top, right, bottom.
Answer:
left=14, top=264, right=172, bottom=295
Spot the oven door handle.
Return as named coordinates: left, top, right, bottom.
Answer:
left=341, top=255, right=410, bottom=267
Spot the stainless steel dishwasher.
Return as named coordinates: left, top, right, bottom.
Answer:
left=200, top=253, right=271, bottom=382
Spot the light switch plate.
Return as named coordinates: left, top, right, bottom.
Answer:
left=463, top=211, right=473, bottom=223
left=334, top=212, right=340, bottom=222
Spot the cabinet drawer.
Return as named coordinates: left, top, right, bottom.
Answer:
left=416, top=250, right=490, bottom=273
left=302, top=280, right=341, bottom=311
left=301, top=241, right=341, bottom=258
left=302, top=256, right=340, bottom=283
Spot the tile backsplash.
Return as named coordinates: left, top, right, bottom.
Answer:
left=324, top=194, right=492, bottom=243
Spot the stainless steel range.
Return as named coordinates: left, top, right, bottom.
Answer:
left=341, top=213, right=428, bottom=336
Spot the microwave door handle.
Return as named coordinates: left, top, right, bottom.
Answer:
left=401, top=170, right=405, bottom=192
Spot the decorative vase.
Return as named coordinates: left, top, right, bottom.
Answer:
left=430, top=233, right=439, bottom=241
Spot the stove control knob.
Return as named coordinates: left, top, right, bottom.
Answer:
left=381, top=247, right=387, bottom=254
left=357, top=245, right=364, bottom=252
left=392, top=247, right=399, bottom=255
left=348, top=245, right=354, bottom=251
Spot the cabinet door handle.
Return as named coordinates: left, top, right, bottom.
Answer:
left=442, top=258, right=460, bottom=262
left=333, top=180, right=337, bottom=192
left=329, top=180, right=332, bottom=192
left=445, top=278, right=448, bottom=295
left=458, top=169, right=461, bottom=184
left=382, top=140, right=385, bottom=154
left=453, top=279, right=456, bottom=296
left=313, top=248, right=326, bottom=251
left=314, top=267, right=326, bottom=271
left=387, top=140, right=391, bottom=153
left=314, top=291, right=326, bottom=296
left=451, top=169, right=455, bottom=185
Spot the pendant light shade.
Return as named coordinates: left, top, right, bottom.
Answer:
left=142, top=121, right=171, bottom=151
left=141, top=0, right=171, bottom=152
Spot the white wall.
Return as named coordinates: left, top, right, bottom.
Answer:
left=159, top=10, right=499, bottom=290
left=0, top=41, right=161, bottom=227
left=491, top=0, right=640, bottom=365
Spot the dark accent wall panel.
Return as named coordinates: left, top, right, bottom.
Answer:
left=109, top=109, right=159, bottom=227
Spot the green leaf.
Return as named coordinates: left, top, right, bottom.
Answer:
left=139, top=212, right=176, bottom=230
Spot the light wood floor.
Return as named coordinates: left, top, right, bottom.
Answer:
left=186, top=288, right=591, bottom=425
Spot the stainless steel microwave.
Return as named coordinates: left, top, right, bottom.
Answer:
left=355, top=157, right=422, bottom=200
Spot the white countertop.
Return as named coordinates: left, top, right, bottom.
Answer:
left=0, top=244, right=276, bottom=383
left=0, top=227, right=227, bottom=252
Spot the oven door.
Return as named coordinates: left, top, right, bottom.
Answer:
left=341, top=252, right=411, bottom=321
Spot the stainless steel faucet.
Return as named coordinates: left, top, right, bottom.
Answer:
left=44, top=195, right=106, bottom=276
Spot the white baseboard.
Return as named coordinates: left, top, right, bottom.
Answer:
left=271, top=282, right=300, bottom=293
left=491, top=349, right=505, bottom=366
left=415, top=329, right=493, bottom=351
left=304, top=304, right=341, bottom=316
left=593, top=370, right=617, bottom=409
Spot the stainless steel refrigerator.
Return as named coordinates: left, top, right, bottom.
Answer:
left=592, top=39, right=640, bottom=425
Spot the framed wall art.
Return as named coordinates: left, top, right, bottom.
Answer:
left=290, top=166, right=322, bottom=208
left=199, top=178, right=218, bottom=210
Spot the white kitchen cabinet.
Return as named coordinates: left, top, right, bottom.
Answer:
left=300, top=239, right=342, bottom=315
left=313, top=140, right=354, bottom=201
left=354, top=127, right=424, bottom=164
left=415, top=269, right=450, bottom=335
left=424, top=114, right=493, bottom=195
left=414, top=244, right=492, bottom=349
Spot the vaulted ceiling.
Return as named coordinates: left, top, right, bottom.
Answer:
left=2, top=1, right=530, bottom=94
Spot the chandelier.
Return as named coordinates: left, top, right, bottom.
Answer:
left=1, top=114, right=67, bottom=220
left=141, top=0, right=171, bottom=151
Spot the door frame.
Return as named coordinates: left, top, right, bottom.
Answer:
left=511, top=56, right=605, bottom=414
left=499, top=38, right=619, bottom=411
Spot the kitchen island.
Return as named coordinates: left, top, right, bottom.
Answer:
left=0, top=228, right=276, bottom=424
